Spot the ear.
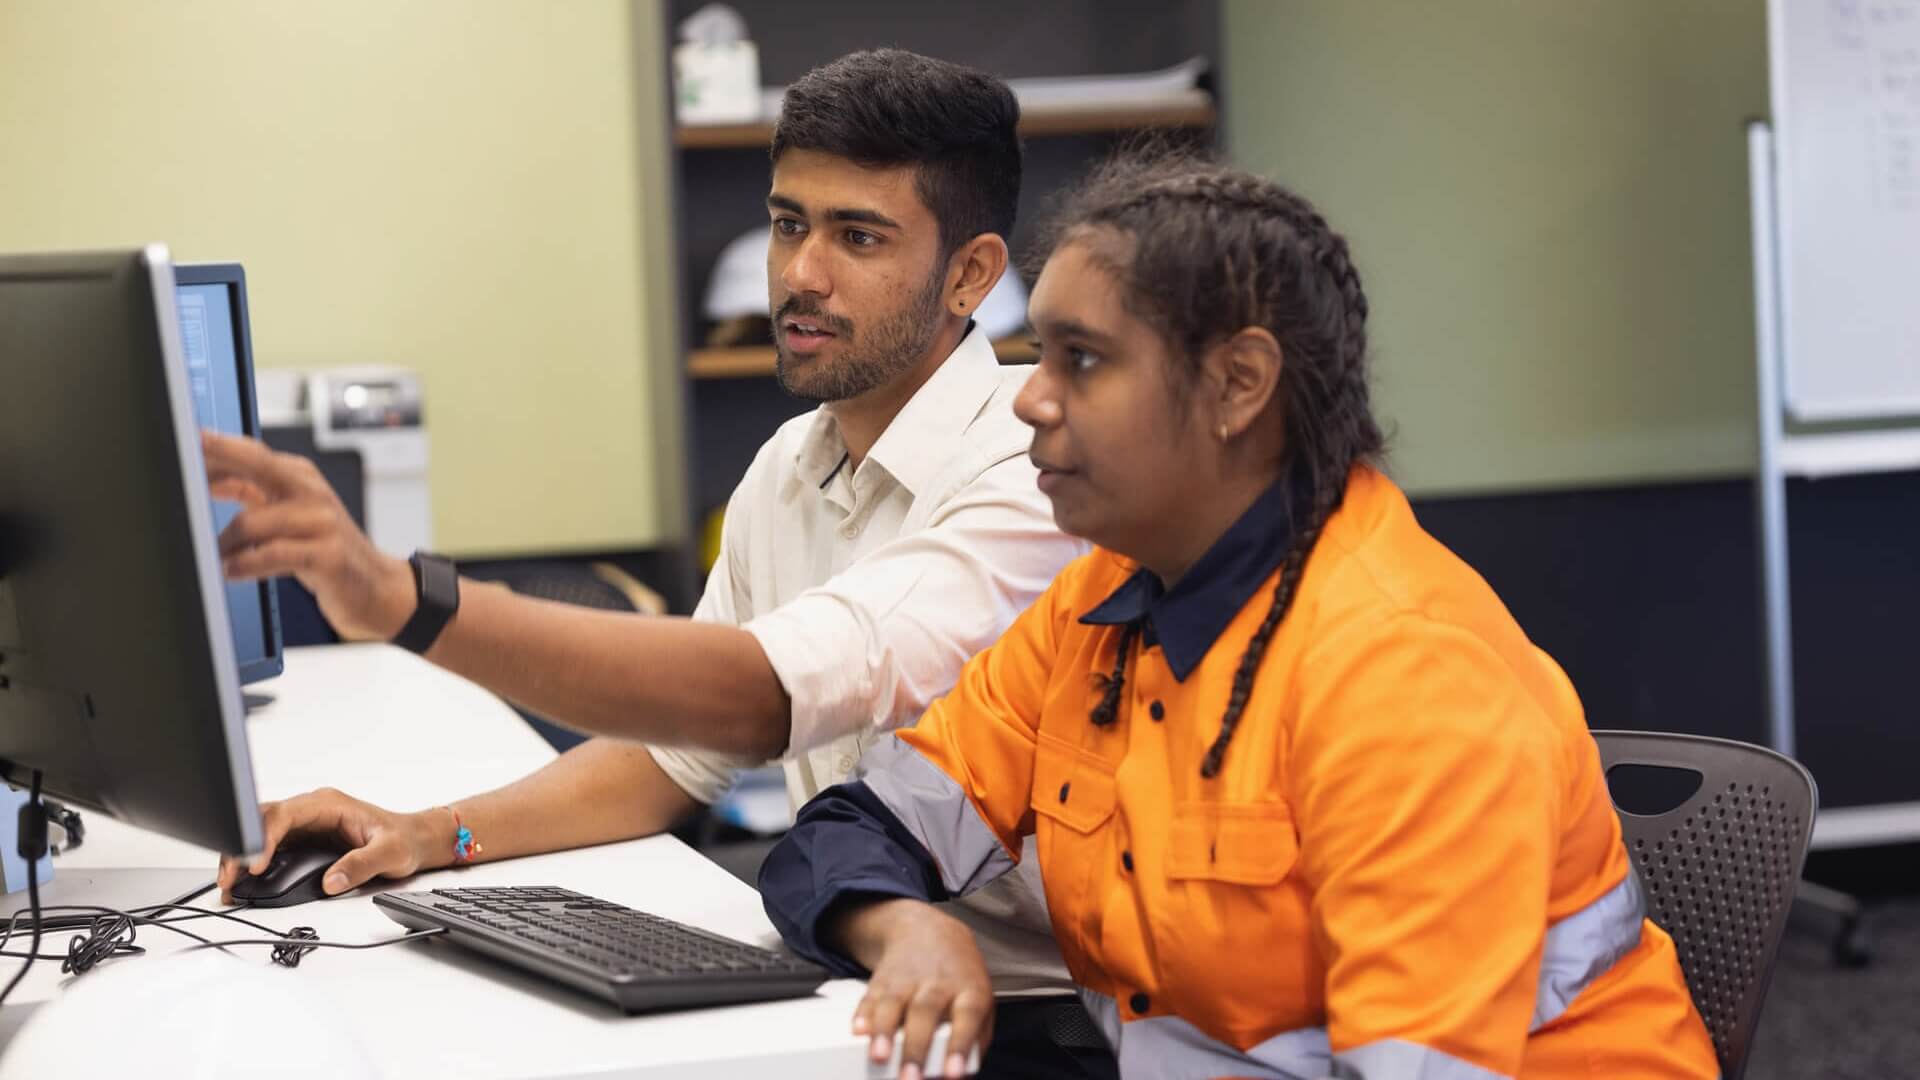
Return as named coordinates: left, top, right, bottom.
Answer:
left=943, top=233, right=1010, bottom=318
left=1202, top=327, right=1284, bottom=440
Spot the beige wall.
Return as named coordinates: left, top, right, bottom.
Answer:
left=1223, top=1, right=1768, bottom=496
left=0, top=0, right=682, bottom=556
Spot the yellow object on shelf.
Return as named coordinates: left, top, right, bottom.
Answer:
left=700, top=505, right=727, bottom=574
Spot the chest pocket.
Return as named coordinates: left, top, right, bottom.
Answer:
left=1166, top=801, right=1299, bottom=886
left=1030, top=731, right=1117, bottom=835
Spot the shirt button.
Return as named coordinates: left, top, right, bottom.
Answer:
left=1121, top=851, right=1133, bottom=871
left=1129, top=992, right=1150, bottom=1014
left=1149, top=701, right=1165, bottom=721
left=839, top=523, right=859, bottom=539
left=1058, top=781, right=1070, bottom=803
left=837, top=755, right=854, bottom=774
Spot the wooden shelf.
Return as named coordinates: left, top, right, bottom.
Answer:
left=690, top=339, right=1038, bottom=379
left=676, top=96, right=1216, bottom=150
left=688, top=346, right=778, bottom=379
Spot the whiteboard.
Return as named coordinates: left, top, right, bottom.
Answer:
left=1770, top=0, right=1920, bottom=420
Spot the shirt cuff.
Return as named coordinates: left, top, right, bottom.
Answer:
left=647, top=744, right=753, bottom=806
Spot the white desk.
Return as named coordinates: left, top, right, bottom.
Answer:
left=0, top=645, right=874, bottom=1079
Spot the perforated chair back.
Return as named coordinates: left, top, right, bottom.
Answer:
left=1590, top=730, right=1817, bottom=1080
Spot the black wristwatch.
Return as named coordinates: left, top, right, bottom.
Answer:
left=393, top=551, right=460, bottom=655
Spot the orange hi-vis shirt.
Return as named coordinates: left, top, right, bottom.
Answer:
left=762, top=466, right=1720, bottom=1079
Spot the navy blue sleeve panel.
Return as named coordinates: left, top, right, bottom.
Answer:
left=757, top=779, right=952, bottom=977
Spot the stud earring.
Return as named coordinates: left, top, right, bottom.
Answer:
left=1217, top=423, right=1230, bottom=441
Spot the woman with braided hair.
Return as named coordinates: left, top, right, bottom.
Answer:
left=759, top=151, right=1718, bottom=1080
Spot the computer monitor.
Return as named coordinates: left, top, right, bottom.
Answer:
left=0, top=246, right=264, bottom=856
left=173, top=263, right=284, bottom=686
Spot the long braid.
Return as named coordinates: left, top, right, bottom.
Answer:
left=1201, top=476, right=1344, bottom=777
left=1088, top=621, right=1141, bottom=727
left=1041, top=148, right=1382, bottom=774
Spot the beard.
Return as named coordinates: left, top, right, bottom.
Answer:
left=773, top=267, right=947, bottom=403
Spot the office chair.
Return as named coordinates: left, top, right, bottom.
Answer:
left=1590, top=729, right=1818, bottom=1080
left=466, top=560, right=666, bottom=752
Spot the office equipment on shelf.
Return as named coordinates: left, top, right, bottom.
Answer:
left=373, top=885, right=829, bottom=1013
left=0, top=245, right=264, bottom=862
left=257, top=366, right=433, bottom=559
left=173, top=262, right=286, bottom=687
left=730, top=57, right=1213, bottom=129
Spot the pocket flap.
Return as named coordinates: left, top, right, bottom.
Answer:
left=1167, top=801, right=1299, bottom=886
left=1029, top=732, right=1118, bottom=835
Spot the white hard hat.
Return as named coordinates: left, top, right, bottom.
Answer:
left=702, top=227, right=1031, bottom=340
left=0, top=952, right=382, bottom=1079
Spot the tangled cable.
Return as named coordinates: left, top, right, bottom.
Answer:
left=269, top=926, right=320, bottom=968
left=61, top=912, right=145, bottom=975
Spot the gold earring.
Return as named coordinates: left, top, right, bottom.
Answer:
left=1217, top=423, right=1230, bottom=441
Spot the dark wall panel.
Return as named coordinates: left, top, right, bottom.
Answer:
left=1413, top=469, right=1920, bottom=810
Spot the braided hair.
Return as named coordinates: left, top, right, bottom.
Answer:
left=1041, top=149, right=1386, bottom=776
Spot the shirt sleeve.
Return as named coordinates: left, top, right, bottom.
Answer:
left=757, top=560, right=1070, bottom=973
left=1291, top=612, right=1563, bottom=1080
left=744, top=455, right=1083, bottom=755
left=647, top=485, right=763, bottom=805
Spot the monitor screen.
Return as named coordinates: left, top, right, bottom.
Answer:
left=173, top=266, right=282, bottom=684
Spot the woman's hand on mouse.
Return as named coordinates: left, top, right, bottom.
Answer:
left=217, top=788, right=454, bottom=903
left=831, top=898, right=994, bottom=1079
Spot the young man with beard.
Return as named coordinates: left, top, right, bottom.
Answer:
left=203, top=49, right=1115, bottom=1078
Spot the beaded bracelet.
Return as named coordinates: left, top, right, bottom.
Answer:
left=446, top=805, right=483, bottom=864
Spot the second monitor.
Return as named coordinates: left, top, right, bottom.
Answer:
left=173, top=263, right=283, bottom=687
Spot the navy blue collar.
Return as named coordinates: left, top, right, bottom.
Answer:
left=1079, top=475, right=1298, bottom=682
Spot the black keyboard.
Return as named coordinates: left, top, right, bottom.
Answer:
left=373, top=886, right=829, bottom=1013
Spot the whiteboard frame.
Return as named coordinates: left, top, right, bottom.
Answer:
left=1752, top=120, right=1920, bottom=849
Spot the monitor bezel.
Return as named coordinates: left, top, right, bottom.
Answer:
left=172, top=262, right=284, bottom=685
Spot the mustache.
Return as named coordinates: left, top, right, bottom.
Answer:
left=774, top=298, right=854, bottom=337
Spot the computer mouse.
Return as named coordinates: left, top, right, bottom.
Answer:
left=229, top=840, right=346, bottom=908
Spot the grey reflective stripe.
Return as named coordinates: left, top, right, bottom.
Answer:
left=1330, top=1039, right=1510, bottom=1079
left=856, top=735, right=1018, bottom=896
left=1076, top=864, right=1646, bottom=1080
left=1081, top=989, right=1333, bottom=1080
left=1531, top=868, right=1647, bottom=1030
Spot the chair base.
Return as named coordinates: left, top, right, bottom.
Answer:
left=1791, top=879, right=1872, bottom=968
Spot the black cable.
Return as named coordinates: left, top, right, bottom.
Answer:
left=0, top=899, right=443, bottom=974
left=0, top=770, right=47, bottom=1008
left=1, top=901, right=305, bottom=954
left=62, top=911, right=142, bottom=975
left=181, top=925, right=445, bottom=967
left=268, top=926, right=320, bottom=968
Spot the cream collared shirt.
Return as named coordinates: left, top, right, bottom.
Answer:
left=650, top=325, right=1088, bottom=992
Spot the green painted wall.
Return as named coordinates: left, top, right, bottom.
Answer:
left=1222, top=1, right=1768, bottom=496
left=0, top=0, right=683, bottom=555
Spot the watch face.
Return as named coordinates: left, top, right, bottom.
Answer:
left=417, top=553, right=459, bottom=610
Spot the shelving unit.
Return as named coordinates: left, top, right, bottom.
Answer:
left=689, top=338, right=1039, bottom=380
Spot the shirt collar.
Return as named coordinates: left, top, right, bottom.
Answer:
left=1078, top=472, right=1300, bottom=682
left=862, top=321, right=1002, bottom=497
left=783, top=321, right=1002, bottom=501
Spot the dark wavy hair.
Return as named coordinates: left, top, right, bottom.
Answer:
left=1045, top=148, right=1387, bottom=777
left=771, top=49, right=1022, bottom=260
